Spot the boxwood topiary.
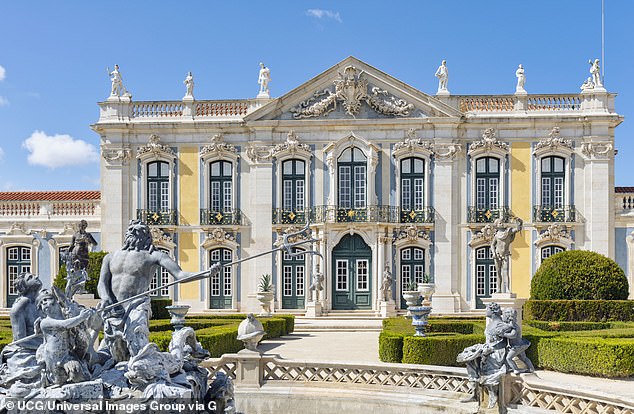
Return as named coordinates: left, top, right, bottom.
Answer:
left=531, top=250, right=629, bottom=300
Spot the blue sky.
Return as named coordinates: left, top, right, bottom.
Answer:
left=0, top=1, right=632, bottom=190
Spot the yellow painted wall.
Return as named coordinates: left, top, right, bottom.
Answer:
left=178, top=147, right=200, bottom=300
left=510, top=143, right=532, bottom=298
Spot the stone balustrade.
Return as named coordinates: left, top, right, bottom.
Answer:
left=458, top=94, right=583, bottom=113
left=131, top=101, right=184, bottom=118
left=100, top=99, right=260, bottom=122
left=459, top=96, right=515, bottom=112
left=0, top=200, right=100, bottom=218
left=616, top=192, right=634, bottom=214
left=526, top=95, right=582, bottom=111
left=201, top=354, right=634, bottom=414
left=195, top=101, right=250, bottom=117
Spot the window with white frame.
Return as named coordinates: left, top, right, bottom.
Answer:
left=147, top=161, right=170, bottom=212
left=474, top=246, right=496, bottom=308
left=475, top=157, right=500, bottom=210
left=150, top=249, right=171, bottom=298
left=541, top=156, right=565, bottom=208
left=338, top=147, right=367, bottom=209
left=210, top=161, right=233, bottom=213
left=282, top=159, right=305, bottom=212
left=401, top=158, right=425, bottom=211
left=6, top=246, right=31, bottom=305
left=541, top=245, right=565, bottom=261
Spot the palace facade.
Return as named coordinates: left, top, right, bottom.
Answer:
left=83, top=57, right=629, bottom=313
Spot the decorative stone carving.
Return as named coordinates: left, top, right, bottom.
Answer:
left=200, top=134, right=237, bottom=159
left=108, top=64, right=131, bottom=98
left=535, top=224, right=573, bottom=247
left=469, top=224, right=496, bottom=246
left=393, top=225, right=430, bottom=242
left=7, top=222, right=29, bottom=236
left=149, top=227, right=173, bottom=245
left=468, top=128, right=509, bottom=156
left=102, top=147, right=132, bottom=165
left=291, top=65, right=414, bottom=118
left=272, top=130, right=311, bottom=158
left=394, top=128, right=434, bottom=153
left=534, top=127, right=573, bottom=155
left=589, top=59, right=603, bottom=89
left=237, top=314, right=266, bottom=352
left=432, top=142, right=463, bottom=160
left=275, top=225, right=311, bottom=245
left=60, top=222, right=77, bottom=236
left=136, top=134, right=175, bottom=159
left=207, top=228, right=236, bottom=244
left=581, top=141, right=614, bottom=159
left=246, top=144, right=274, bottom=163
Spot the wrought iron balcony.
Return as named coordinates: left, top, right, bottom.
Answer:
left=533, top=205, right=576, bottom=223
left=137, top=209, right=178, bottom=226
left=272, top=209, right=307, bottom=225
left=467, top=206, right=511, bottom=223
left=399, top=207, right=435, bottom=224
left=309, top=205, right=399, bottom=224
left=200, top=208, right=242, bottom=226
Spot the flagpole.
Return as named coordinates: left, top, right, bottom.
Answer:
left=601, top=0, right=605, bottom=79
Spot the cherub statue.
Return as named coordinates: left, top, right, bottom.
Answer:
left=501, top=308, right=534, bottom=374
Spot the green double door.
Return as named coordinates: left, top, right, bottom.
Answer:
left=332, top=234, right=372, bottom=310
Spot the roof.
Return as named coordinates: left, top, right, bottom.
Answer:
left=0, top=190, right=101, bottom=201
left=615, top=187, right=634, bottom=194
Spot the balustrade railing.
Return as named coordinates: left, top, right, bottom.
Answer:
left=618, top=193, right=634, bottom=212
left=52, top=201, right=98, bottom=216
left=527, top=95, right=581, bottom=111
left=136, top=209, right=178, bottom=226
left=399, top=207, right=436, bottom=223
left=467, top=206, right=511, bottom=223
left=458, top=94, right=582, bottom=113
left=200, top=208, right=242, bottom=226
left=533, top=205, right=576, bottom=223
left=131, top=101, right=183, bottom=118
left=272, top=209, right=307, bottom=225
left=459, top=96, right=515, bottom=112
left=273, top=206, right=435, bottom=224
left=195, top=101, right=249, bottom=117
left=0, top=202, right=40, bottom=216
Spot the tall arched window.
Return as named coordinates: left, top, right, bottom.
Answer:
left=541, top=156, right=565, bottom=209
left=281, top=248, right=305, bottom=309
left=400, top=246, right=425, bottom=309
left=475, top=246, right=497, bottom=309
left=150, top=249, right=171, bottom=298
left=282, top=159, right=305, bottom=214
left=541, top=245, right=564, bottom=261
left=147, top=161, right=170, bottom=213
left=210, top=248, right=232, bottom=309
left=338, top=147, right=367, bottom=209
left=401, top=158, right=425, bottom=212
left=475, top=157, right=499, bottom=211
left=210, top=161, right=233, bottom=213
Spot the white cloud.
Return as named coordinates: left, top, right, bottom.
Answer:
left=0, top=96, right=8, bottom=106
left=306, top=9, right=342, bottom=23
left=0, top=65, right=5, bottom=81
left=22, top=130, right=99, bottom=168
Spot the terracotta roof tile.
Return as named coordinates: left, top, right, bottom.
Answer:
left=615, top=187, right=634, bottom=193
left=0, top=190, right=101, bottom=201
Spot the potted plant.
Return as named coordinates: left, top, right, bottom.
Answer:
left=417, top=273, right=435, bottom=305
left=402, top=280, right=421, bottom=317
left=256, top=274, right=274, bottom=316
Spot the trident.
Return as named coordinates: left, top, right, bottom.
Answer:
left=6, top=223, right=321, bottom=348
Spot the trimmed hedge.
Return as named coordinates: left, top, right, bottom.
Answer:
left=524, top=300, right=634, bottom=322
left=380, top=317, right=634, bottom=377
left=531, top=250, right=629, bottom=300
left=150, top=299, right=173, bottom=320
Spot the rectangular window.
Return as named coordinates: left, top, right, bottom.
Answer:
left=223, top=267, right=232, bottom=296
left=489, top=264, right=498, bottom=294
left=212, top=182, right=221, bottom=211
left=211, top=273, right=220, bottom=296
left=296, top=265, right=305, bottom=296
left=554, top=177, right=564, bottom=208
left=223, top=250, right=232, bottom=262
left=354, top=166, right=366, bottom=209
left=283, top=266, right=293, bottom=296
left=476, top=264, right=485, bottom=296
left=339, top=166, right=351, bottom=208
left=211, top=249, right=220, bottom=262
left=336, top=260, right=348, bottom=291
left=542, top=178, right=551, bottom=206
left=283, top=180, right=293, bottom=210
left=414, top=265, right=424, bottom=284
left=489, top=178, right=498, bottom=210
left=160, top=181, right=169, bottom=211
left=150, top=272, right=159, bottom=296
left=356, top=259, right=369, bottom=291
left=160, top=268, right=169, bottom=297
left=476, top=178, right=486, bottom=209
left=8, top=265, right=18, bottom=296
left=296, top=180, right=305, bottom=211
left=223, top=182, right=232, bottom=212
left=414, top=249, right=424, bottom=261
left=402, top=179, right=411, bottom=210
left=414, top=178, right=424, bottom=210
left=21, top=249, right=31, bottom=262
left=476, top=248, right=488, bottom=260
left=401, top=265, right=411, bottom=292
left=149, top=182, right=158, bottom=211
left=401, top=249, right=411, bottom=261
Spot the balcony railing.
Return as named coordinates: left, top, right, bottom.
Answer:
left=272, top=209, right=307, bottom=225
left=137, top=209, right=178, bottom=226
left=200, top=208, right=242, bottom=226
left=467, top=206, right=511, bottom=223
left=272, top=205, right=435, bottom=224
left=533, top=205, right=576, bottom=223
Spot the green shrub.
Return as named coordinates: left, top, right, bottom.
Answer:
left=261, top=318, right=285, bottom=339
left=378, top=332, right=403, bottom=363
left=525, top=320, right=612, bottom=331
left=531, top=250, right=629, bottom=300
left=275, top=314, right=295, bottom=334
left=150, top=299, right=173, bottom=320
left=524, top=300, right=634, bottom=322
left=402, top=334, right=485, bottom=366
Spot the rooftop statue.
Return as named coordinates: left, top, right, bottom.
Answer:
left=258, top=62, right=271, bottom=97
left=69, top=219, right=97, bottom=271
left=589, top=58, right=603, bottom=88
left=515, top=64, right=526, bottom=94
left=435, top=60, right=449, bottom=94
left=184, top=71, right=195, bottom=99
left=107, top=64, right=131, bottom=98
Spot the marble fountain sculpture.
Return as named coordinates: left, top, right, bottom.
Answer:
left=0, top=221, right=320, bottom=413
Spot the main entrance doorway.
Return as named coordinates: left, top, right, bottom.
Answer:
left=332, top=234, right=372, bottom=310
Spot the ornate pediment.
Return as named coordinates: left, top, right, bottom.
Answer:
left=393, top=225, right=430, bottom=243
left=468, top=129, right=509, bottom=157
left=7, top=222, right=30, bottom=236
left=274, top=226, right=312, bottom=246
left=534, top=224, right=573, bottom=247
left=200, top=134, right=237, bottom=161
left=393, top=129, right=434, bottom=159
left=150, top=227, right=175, bottom=250
left=534, top=127, right=573, bottom=157
left=137, top=134, right=175, bottom=160
left=272, top=131, right=312, bottom=159
left=202, top=228, right=237, bottom=250
left=469, top=224, right=496, bottom=247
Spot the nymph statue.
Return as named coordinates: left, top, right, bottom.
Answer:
left=380, top=265, right=393, bottom=302
left=491, top=218, right=523, bottom=294
left=258, top=62, right=271, bottom=96
left=435, top=60, right=449, bottom=93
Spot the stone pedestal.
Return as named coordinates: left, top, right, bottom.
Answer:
left=481, top=293, right=527, bottom=322
left=74, top=293, right=99, bottom=308
left=305, top=301, right=322, bottom=317
left=235, top=349, right=265, bottom=387
left=378, top=301, right=396, bottom=318
left=514, top=93, right=528, bottom=111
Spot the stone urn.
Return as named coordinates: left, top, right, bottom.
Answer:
left=165, top=304, right=191, bottom=330
left=409, top=305, right=433, bottom=336
left=237, top=313, right=266, bottom=352
left=402, top=290, right=421, bottom=317
left=256, top=291, right=274, bottom=316
left=418, top=283, right=436, bottom=305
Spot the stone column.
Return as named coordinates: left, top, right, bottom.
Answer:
left=376, top=234, right=385, bottom=309
left=320, top=232, right=329, bottom=310
left=100, top=146, right=133, bottom=252
left=431, top=141, right=463, bottom=313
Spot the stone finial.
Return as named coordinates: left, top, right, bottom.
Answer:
left=237, top=314, right=266, bottom=352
